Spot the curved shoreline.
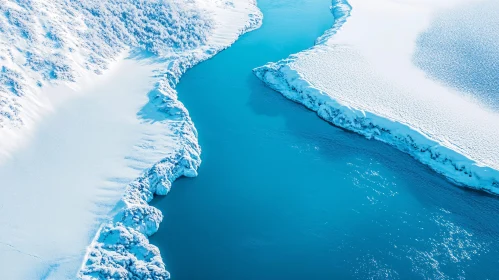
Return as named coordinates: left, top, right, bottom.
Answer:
left=253, top=0, right=499, bottom=194
left=78, top=2, right=263, bottom=279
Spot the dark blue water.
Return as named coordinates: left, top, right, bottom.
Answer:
left=150, top=0, right=499, bottom=279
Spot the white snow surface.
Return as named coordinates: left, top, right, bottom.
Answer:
left=254, top=0, right=499, bottom=193
left=0, top=0, right=262, bottom=279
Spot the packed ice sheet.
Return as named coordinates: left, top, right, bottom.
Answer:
left=255, top=0, right=499, bottom=192
left=0, top=0, right=261, bottom=279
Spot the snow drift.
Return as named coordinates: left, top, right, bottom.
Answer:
left=254, top=0, right=499, bottom=193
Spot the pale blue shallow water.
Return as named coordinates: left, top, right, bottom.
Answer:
left=150, top=0, right=499, bottom=279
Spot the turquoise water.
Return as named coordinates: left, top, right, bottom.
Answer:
left=150, top=0, right=499, bottom=279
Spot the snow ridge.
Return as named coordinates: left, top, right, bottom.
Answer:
left=253, top=0, right=499, bottom=194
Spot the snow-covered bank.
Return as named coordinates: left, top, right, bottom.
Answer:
left=0, top=60, right=164, bottom=279
left=79, top=1, right=263, bottom=279
left=254, top=0, right=499, bottom=193
left=0, top=0, right=261, bottom=279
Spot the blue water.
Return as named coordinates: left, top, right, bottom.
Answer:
left=150, top=0, right=499, bottom=279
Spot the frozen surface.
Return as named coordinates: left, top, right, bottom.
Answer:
left=0, top=60, right=163, bottom=279
left=414, top=0, right=499, bottom=111
left=0, top=0, right=261, bottom=279
left=255, top=0, right=499, bottom=193
left=0, top=0, right=210, bottom=161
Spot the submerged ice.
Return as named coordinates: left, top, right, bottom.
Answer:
left=254, top=0, right=499, bottom=193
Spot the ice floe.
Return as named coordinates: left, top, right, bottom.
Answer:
left=254, top=0, right=499, bottom=193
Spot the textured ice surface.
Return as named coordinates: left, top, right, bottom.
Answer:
left=0, top=0, right=261, bottom=279
left=255, top=0, right=499, bottom=193
left=414, top=0, right=499, bottom=111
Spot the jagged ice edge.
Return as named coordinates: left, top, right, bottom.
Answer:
left=78, top=6, right=263, bottom=280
